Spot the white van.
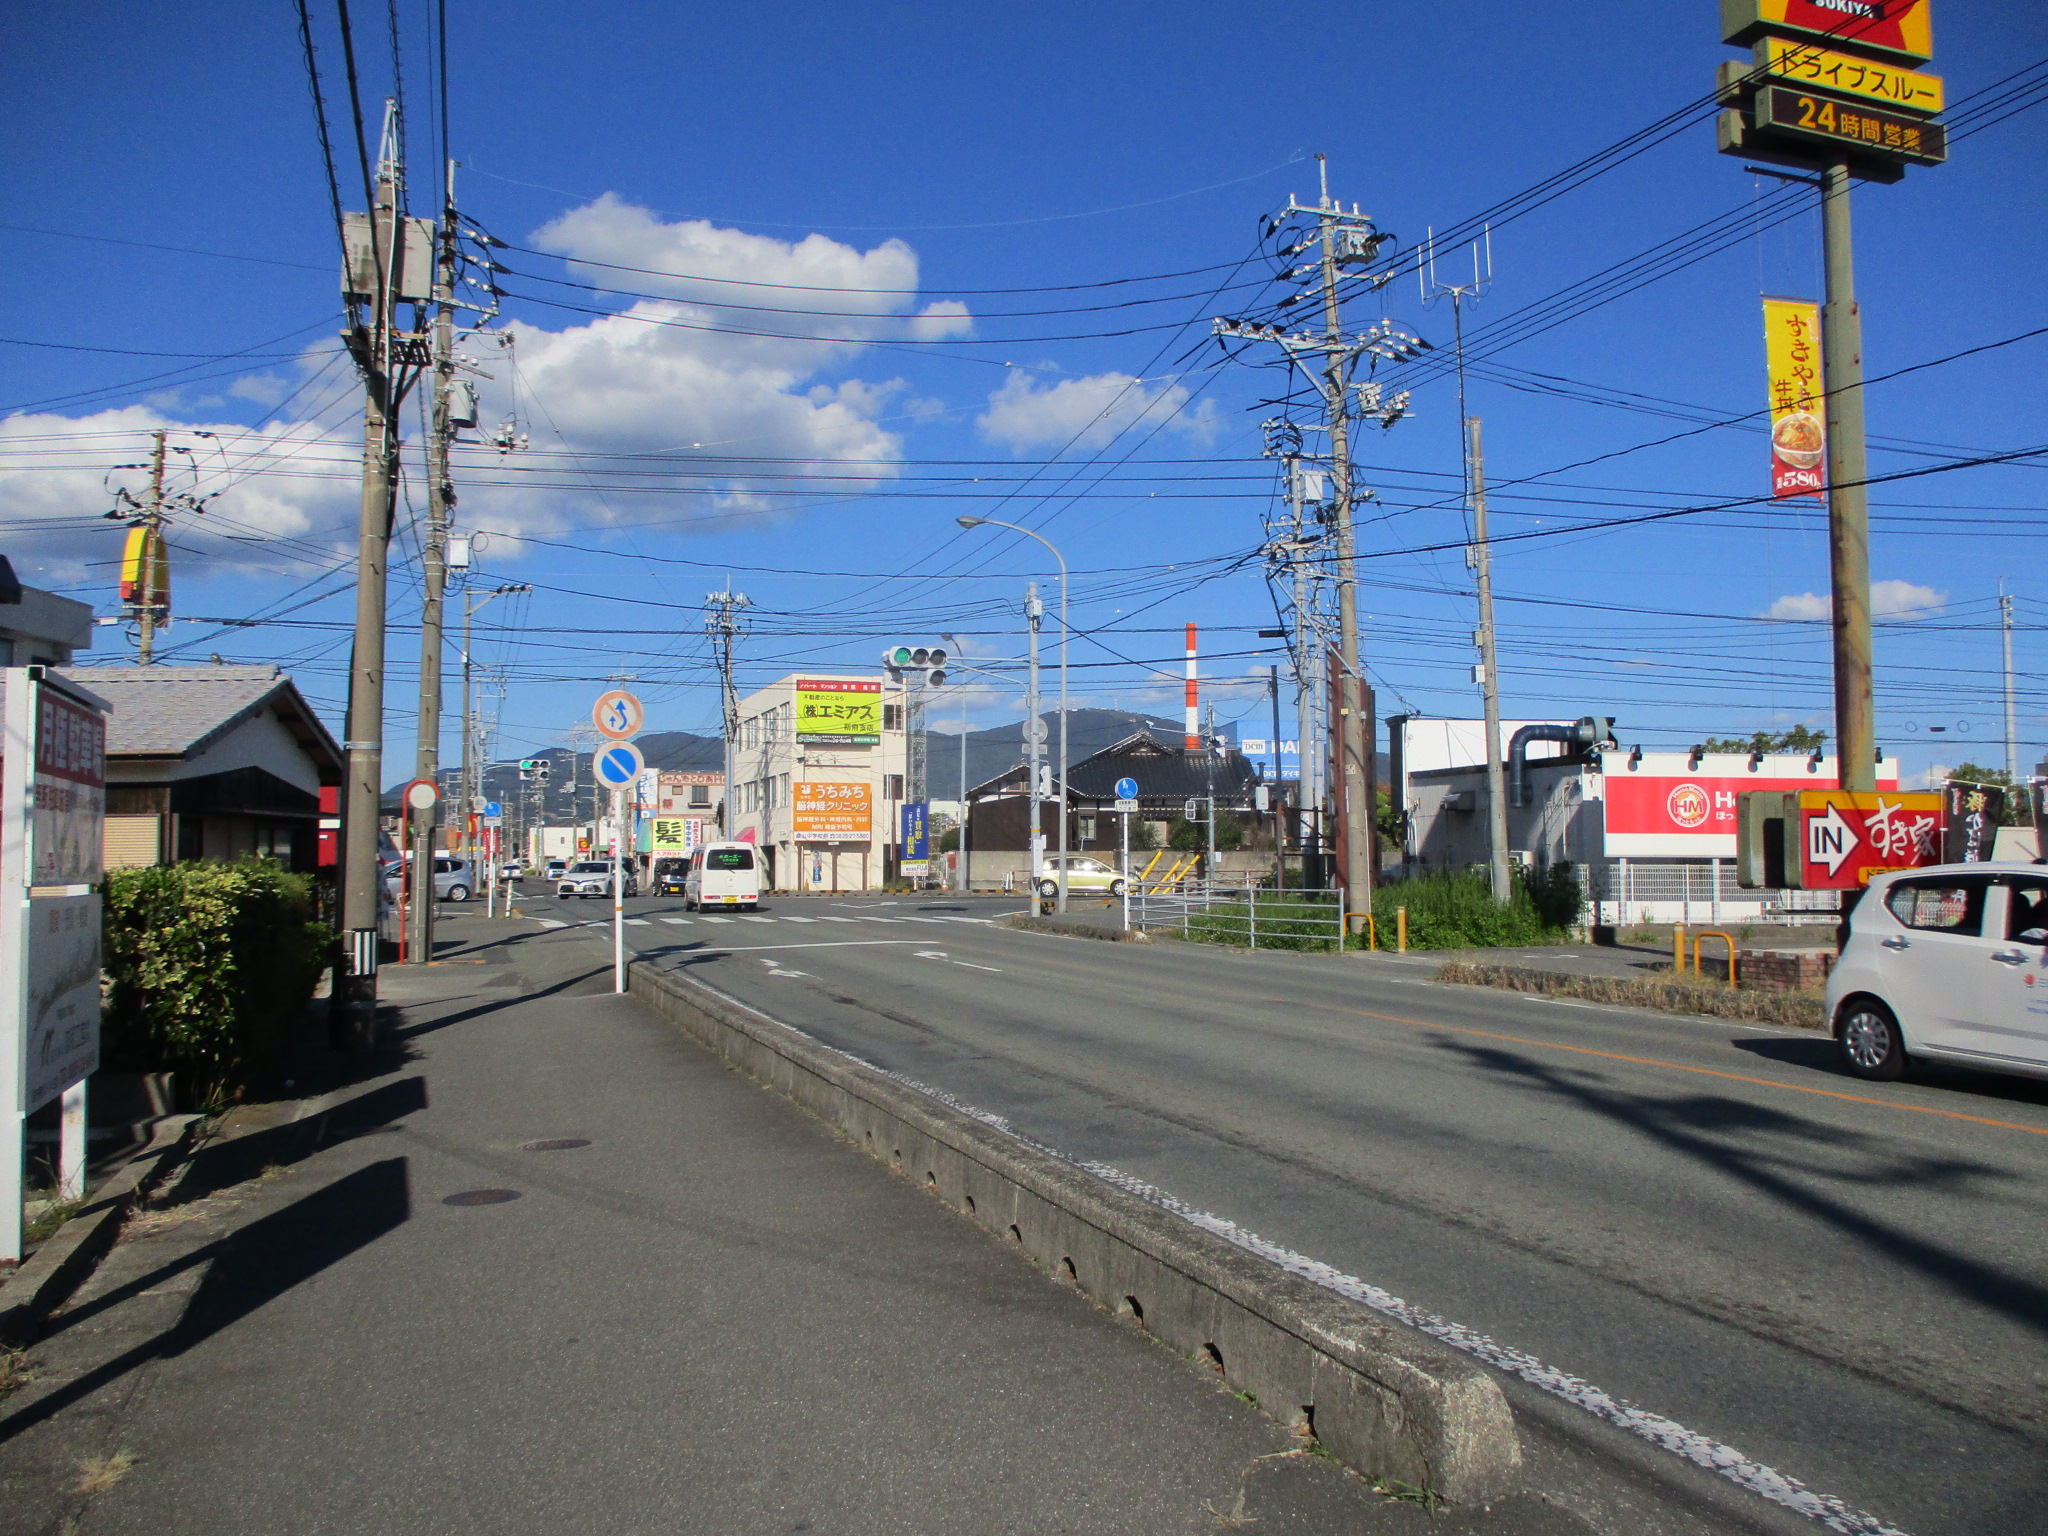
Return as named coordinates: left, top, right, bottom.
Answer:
left=685, top=842, right=762, bottom=911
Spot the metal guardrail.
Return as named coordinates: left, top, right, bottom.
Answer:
left=1129, top=885, right=1348, bottom=952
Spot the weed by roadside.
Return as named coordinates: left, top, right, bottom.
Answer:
left=0, top=1347, right=30, bottom=1402
left=1438, top=961, right=1827, bottom=1030
left=75, top=1451, right=135, bottom=1495
left=23, top=1195, right=81, bottom=1246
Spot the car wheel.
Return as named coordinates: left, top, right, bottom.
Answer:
left=445, top=885, right=469, bottom=903
left=1836, top=998, right=1907, bottom=1081
left=1109, top=879, right=1127, bottom=897
left=1037, top=879, right=1058, bottom=899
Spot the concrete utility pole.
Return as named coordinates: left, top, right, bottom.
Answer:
left=407, top=165, right=460, bottom=966
left=1023, top=582, right=1045, bottom=899
left=2002, top=581, right=2018, bottom=782
left=336, top=101, right=420, bottom=1045
left=705, top=585, right=749, bottom=836
left=1467, top=418, right=1511, bottom=902
left=136, top=430, right=168, bottom=666
left=1214, top=157, right=1418, bottom=928
left=1820, top=161, right=1875, bottom=795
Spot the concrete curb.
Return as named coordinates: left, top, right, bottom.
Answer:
left=628, top=960, right=1521, bottom=1503
left=0, top=1113, right=203, bottom=1346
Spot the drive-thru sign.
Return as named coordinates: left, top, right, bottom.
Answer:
left=1738, top=787, right=1941, bottom=889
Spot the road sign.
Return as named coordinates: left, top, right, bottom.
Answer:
left=1023, top=717, right=1048, bottom=744
left=484, top=800, right=502, bottom=818
left=403, top=778, right=439, bottom=812
left=1797, top=790, right=1941, bottom=890
left=483, top=815, right=503, bottom=829
left=592, top=690, right=643, bottom=740
left=1115, top=776, right=1139, bottom=800
left=1114, top=799, right=1140, bottom=814
left=593, top=739, right=645, bottom=789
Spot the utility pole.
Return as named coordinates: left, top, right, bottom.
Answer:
left=705, top=586, right=749, bottom=836
left=1467, top=418, right=1511, bottom=901
left=1268, top=665, right=1286, bottom=891
left=1025, top=582, right=1045, bottom=899
left=335, top=101, right=427, bottom=1046
left=407, top=163, right=460, bottom=966
left=2001, top=581, right=2018, bottom=783
left=136, top=431, right=168, bottom=665
left=1820, top=162, right=1875, bottom=795
left=1214, top=156, right=1420, bottom=930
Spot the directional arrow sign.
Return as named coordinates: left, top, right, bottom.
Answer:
left=1806, top=801, right=1858, bottom=878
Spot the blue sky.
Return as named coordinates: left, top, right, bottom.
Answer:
left=2, top=0, right=2042, bottom=783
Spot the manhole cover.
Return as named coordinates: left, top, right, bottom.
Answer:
left=519, top=1138, right=591, bottom=1152
left=443, top=1188, right=522, bottom=1206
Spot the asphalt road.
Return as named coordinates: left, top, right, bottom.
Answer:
left=507, top=885, right=2048, bottom=1536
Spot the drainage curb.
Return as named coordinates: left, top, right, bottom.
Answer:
left=0, top=1113, right=204, bottom=1346
left=628, top=960, right=1521, bottom=1503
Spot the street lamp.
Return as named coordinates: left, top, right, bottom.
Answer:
left=956, top=516, right=1071, bottom=912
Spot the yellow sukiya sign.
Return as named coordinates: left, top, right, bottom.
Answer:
left=1756, top=37, right=1942, bottom=112
left=1722, top=0, right=1933, bottom=66
left=1762, top=297, right=1825, bottom=501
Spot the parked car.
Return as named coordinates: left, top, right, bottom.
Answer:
left=1032, top=854, right=1127, bottom=900
left=685, top=843, right=761, bottom=911
left=1828, top=861, right=2048, bottom=1082
left=543, top=858, right=569, bottom=881
left=652, top=855, right=690, bottom=896
left=384, top=854, right=477, bottom=903
left=557, top=859, right=635, bottom=899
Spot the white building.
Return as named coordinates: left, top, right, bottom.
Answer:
left=728, top=673, right=911, bottom=892
left=1399, top=721, right=1904, bottom=925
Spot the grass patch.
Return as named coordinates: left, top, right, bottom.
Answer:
left=1438, top=962, right=1827, bottom=1030
left=1165, top=869, right=1584, bottom=954
left=75, top=1451, right=135, bottom=1495
left=23, top=1196, right=81, bottom=1246
left=0, top=1348, right=29, bottom=1402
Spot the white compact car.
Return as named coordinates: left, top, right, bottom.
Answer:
left=557, top=859, right=634, bottom=899
left=1828, top=860, right=2048, bottom=1082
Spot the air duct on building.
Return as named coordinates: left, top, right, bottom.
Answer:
left=1509, top=716, right=1616, bottom=807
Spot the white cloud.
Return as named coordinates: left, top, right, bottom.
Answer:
left=0, top=201, right=975, bottom=582
left=976, top=370, right=1218, bottom=453
left=1764, top=580, right=1948, bottom=622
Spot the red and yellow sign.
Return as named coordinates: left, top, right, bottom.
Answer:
left=1796, top=789, right=1941, bottom=889
left=1722, top=0, right=1933, bottom=66
left=1755, top=37, right=1942, bottom=113
left=793, top=780, right=872, bottom=842
left=118, top=525, right=169, bottom=612
left=1763, top=297, right=1825, bottom=500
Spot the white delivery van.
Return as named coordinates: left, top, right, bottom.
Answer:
left=686, top=842, right=762, bottom=911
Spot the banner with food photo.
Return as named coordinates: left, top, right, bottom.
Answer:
left=1763, top=296, right=1826, bottom=500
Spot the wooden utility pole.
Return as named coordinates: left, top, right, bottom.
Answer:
left=135, top=430, right=168, bottom=665
left=1820, top=161, right=1875, bottom=795
left=1467, top=418, right=1510, bottom=901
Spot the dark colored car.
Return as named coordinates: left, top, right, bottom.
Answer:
left=653, top=855, right=690, bottom=895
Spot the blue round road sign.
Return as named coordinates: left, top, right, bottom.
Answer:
left=594, top=740, right=644, bottom=789
left=484, top=800, right=502, bottom=818
left=1114, top=776, right=1139, bottom=800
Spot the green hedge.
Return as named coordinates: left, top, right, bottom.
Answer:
left=101, top=861, right=333, bottom=1101
left=1363, top=866, right=1581, bottom=950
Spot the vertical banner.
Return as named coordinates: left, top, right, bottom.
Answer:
left=899, top=801, right=930, bottom=876
left=1763, top=297, right=1826, bottom=500
left=1941, top=781, right=2005, bottom=864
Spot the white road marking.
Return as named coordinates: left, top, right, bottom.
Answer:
left=782, top=916, right=819, bottom=923
left=536, top=919, right=568, bottom=929
left=699, top=916, right=735, bottom=924
left=739, top=915, right=775, bottom=924
left=758, top=957, right=810, bottom=977
left=625, top=919, right=653, bottom=927
left=660, top=917, right=691, bottom=925
left=679, top=940, right=918, bottom=953
left=814, top=916, right=857, bottom=923
left=913, top=949, right=1004, bottom=974
left=675, top=972, right=1913, bottom=1536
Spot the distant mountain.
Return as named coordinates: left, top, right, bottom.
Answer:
left=928, top=708, right=1189, bottom=795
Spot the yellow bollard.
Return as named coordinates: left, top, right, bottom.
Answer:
left=1673, top=924, right=1687, bottom=976
left=1397, top=906, right=1408, bottom=953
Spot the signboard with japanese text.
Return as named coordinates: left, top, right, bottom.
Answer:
left=1796, top=789, right=1941, bottom=888
left=1604, top=764, right=1900, bottom=858
left=794, top=679, right=882, bottom=745
left=1763, top=297, right=1826, bottom=500
left=1753, top=37, right=1942, bottom=112
left=650, top=816, right=707, bottom=855
left=900, top=801, right=930, bottom=876
left=793, top=780, right=872, bottom=841
left=2, top=669, right=109, bottom=1122
left=1722, top=0, right=1933, bottom=66
left=1941, top=781, right=2005, bottom=864
left=1754, top=86, right=1946, bottom=164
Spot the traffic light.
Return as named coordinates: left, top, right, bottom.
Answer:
left=881, top=644, right=948, bottom=688
left=518, top=758, right=539, bottom=779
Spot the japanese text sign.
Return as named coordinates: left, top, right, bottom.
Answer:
left=1941, top=781, right=2005, bottom=864
left=794, top=678, right=882, bottom=745
left=1798, top=790, right=1941, bottom=889
left=1763, top=297, right=1826, bottom=501
left=1755, top=38, right=1942, bottom=113
left=1722, top=0, right=1933, bottom=67
left=793, top=781, right=872, bottom=841
left=1755, top=86, right=1946, bottom=164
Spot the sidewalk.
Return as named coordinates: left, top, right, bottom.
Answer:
left=0, top=917, right=1563, bottom=1535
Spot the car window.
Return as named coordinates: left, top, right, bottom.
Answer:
left=1884, top=876, right=1991, bottom=936
left=709, top=849, right=754, bottom=871
left=2005, top=877, right=2048, bottom=943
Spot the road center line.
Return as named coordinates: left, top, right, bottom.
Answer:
left=1276, top=996, right=2048, bottom=1139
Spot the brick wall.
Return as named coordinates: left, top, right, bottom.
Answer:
left=1738, top=948, right=1836, bottom=992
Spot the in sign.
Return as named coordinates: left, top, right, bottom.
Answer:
left=593, top=690, right=644, bottom=740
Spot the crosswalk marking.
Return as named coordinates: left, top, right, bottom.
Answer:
left=660, top=917, right=691, bottom=925
left=738, top=915, right=775, bottom=924
left=626, top=919, right=653, bottom=927
left=814, top=916, right=857, bottom=923
left=699, top=915, right=735, bottom=924
left=782, top=916, right=818, bottom=923
left=536, top=919, right=568, bottom=929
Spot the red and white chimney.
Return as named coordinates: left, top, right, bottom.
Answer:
left=1184, top=623, right=1200, bottom=749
